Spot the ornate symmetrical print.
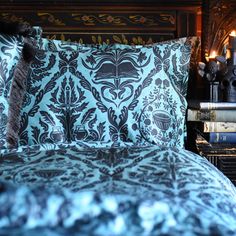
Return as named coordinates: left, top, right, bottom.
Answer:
left=0, top=143, right=236, bottom=235
left=19, top=38, right=192, bottom=148
left=0, top=34, right=23, bottom=149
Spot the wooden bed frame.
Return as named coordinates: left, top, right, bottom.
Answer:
left=0, top=1, right=201, bottom=45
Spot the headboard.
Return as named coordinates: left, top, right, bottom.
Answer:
left=0, top=0, right=203, bottom=98
left=0, top=1, right=201, bottom=44
left=1, top=0, right=236, bottom=99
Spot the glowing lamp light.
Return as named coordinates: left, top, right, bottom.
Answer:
left=229, top=30, right=236, bottom=50
left=230, top=30, right=236, bottom=36
left=209, top=50, right=217, bottom=58
left=228, top=30, right=236, bottom=65
left=206, top=50, right=217, bottom=62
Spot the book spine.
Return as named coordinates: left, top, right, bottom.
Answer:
left=200, top=103, right=236, bottom=110
left=188, top=101, right=236, bottom=110
left=208, top=132, right=236, bottom=143
left=203, top=122, right=236, bottom=132
left=187, top=109, right=236, bottom=122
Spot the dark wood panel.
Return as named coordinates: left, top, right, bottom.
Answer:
left=0, top=0, right=202, bottom=98
left=0, top=0, right=203, bottom=6
left=0, top=4, right=200, bottom=43
left=202, top=0, right=236, bottom=59
left=0, top=11, right=177, bottom=30
left=44, top=32, right=175, bottom=45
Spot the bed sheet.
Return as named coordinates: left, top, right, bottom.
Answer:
left=0, top=142, right=236, bottom=236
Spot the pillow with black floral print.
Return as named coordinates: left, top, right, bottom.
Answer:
left=0, top=20, right=38, bottom=149
left=18, top=37, right=193, bottom=148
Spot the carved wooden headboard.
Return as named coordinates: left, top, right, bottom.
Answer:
left=0, top=0, right=204, bottom=97
left=2, top=0, right=235, bottom=99
left=0, top=1, right=201, bottom=44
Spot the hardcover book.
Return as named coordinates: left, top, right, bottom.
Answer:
left=187, top=109, right=236, bottom=122
left=195, top=134, right=236, bottom=153
left=196, top=121, right=236, bottom=133
left=205, top=132, right=236, bottom=144
left=188, top=100, right=236, bottom=110
left=195, top=129, right=236, bottom=144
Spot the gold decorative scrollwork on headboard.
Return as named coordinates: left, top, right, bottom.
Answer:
left=0, top=1, right=202, bottom=99
left=0, top=8, right=182, bottom=44
left=70, top=12, right=175, bottom=27
left=0, top=1, right=200, bottom=45
left=45, top=33, right=157, bottom=45
left=37, top=13, right=65, bottom=26
left=72, top=14, right=127, bottom=26
left=0, top=13, right=28, bottom=25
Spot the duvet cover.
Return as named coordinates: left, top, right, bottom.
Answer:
left=0, top=142, right=236, bottom=236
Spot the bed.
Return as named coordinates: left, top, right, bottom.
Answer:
left=1, top=2, right=236, bottom=235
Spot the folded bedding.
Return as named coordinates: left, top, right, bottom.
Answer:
left=0, top=143, right=236, bottom=236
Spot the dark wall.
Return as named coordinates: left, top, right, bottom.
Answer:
left=2, top=0, right=236, bottom=100
left=0, top=0, right=202, bottom=5
left=1, top=0, right=235, bottom=57
left=0, top=0, right=202, bottom=99
left=202, top=0, right=236, bottom=59
left=0, top=1, right=201, bottom=44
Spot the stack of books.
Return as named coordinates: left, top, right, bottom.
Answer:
left=194, top=133, right=236, bottom=185
left=187, top=100, right=236, bottom=184
left=187, top=100, right=236, bottom=144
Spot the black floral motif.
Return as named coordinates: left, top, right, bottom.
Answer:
left=19, top=51, right=66, bottom=145
left=108, top=106, right=129, bottom=142
left=20, top=49, right=108, bottom=145
left=58, top=50, right=79, bottom=74
left=48, top=77, right=86, bottom=142
left=0, top=144, right=236, bottom=235
left=82, top=48, right=151, bottom=107
left=153, top=44, right=171, bottom=73
left=139, top=88, right=184, bottom=146
left=19, top=38, right=192, bottom=147
left=0, top=59, right=7, bottom=97
left=0, top=34, right=24, bottom=149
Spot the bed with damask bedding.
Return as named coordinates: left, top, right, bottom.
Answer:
left=0, top=18, right=236, bottom=236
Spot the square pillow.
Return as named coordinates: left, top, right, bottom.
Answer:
left=18, top=37, right=193, bottom=148
left=0, top=23, right=40, bottom=149
left=0, top=33, right=25, bottom=149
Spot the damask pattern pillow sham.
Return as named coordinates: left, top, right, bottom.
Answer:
left=0, top=21, right=34, bottom=149
left=0, top=21, right=40, bottom=150
left=18, top=37, right=192, bottom=148
left=39, top=36, right=200, bottom=102
left=0, top=32, right=25, bottom=149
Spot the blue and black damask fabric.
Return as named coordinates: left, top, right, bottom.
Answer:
left=0, top=25, right=42, bottom=150
left=0, top=143, right=236, bottom=235
left=0, top=33, right=24, bottom=149
left=19, top=37, right=192, bottom=148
